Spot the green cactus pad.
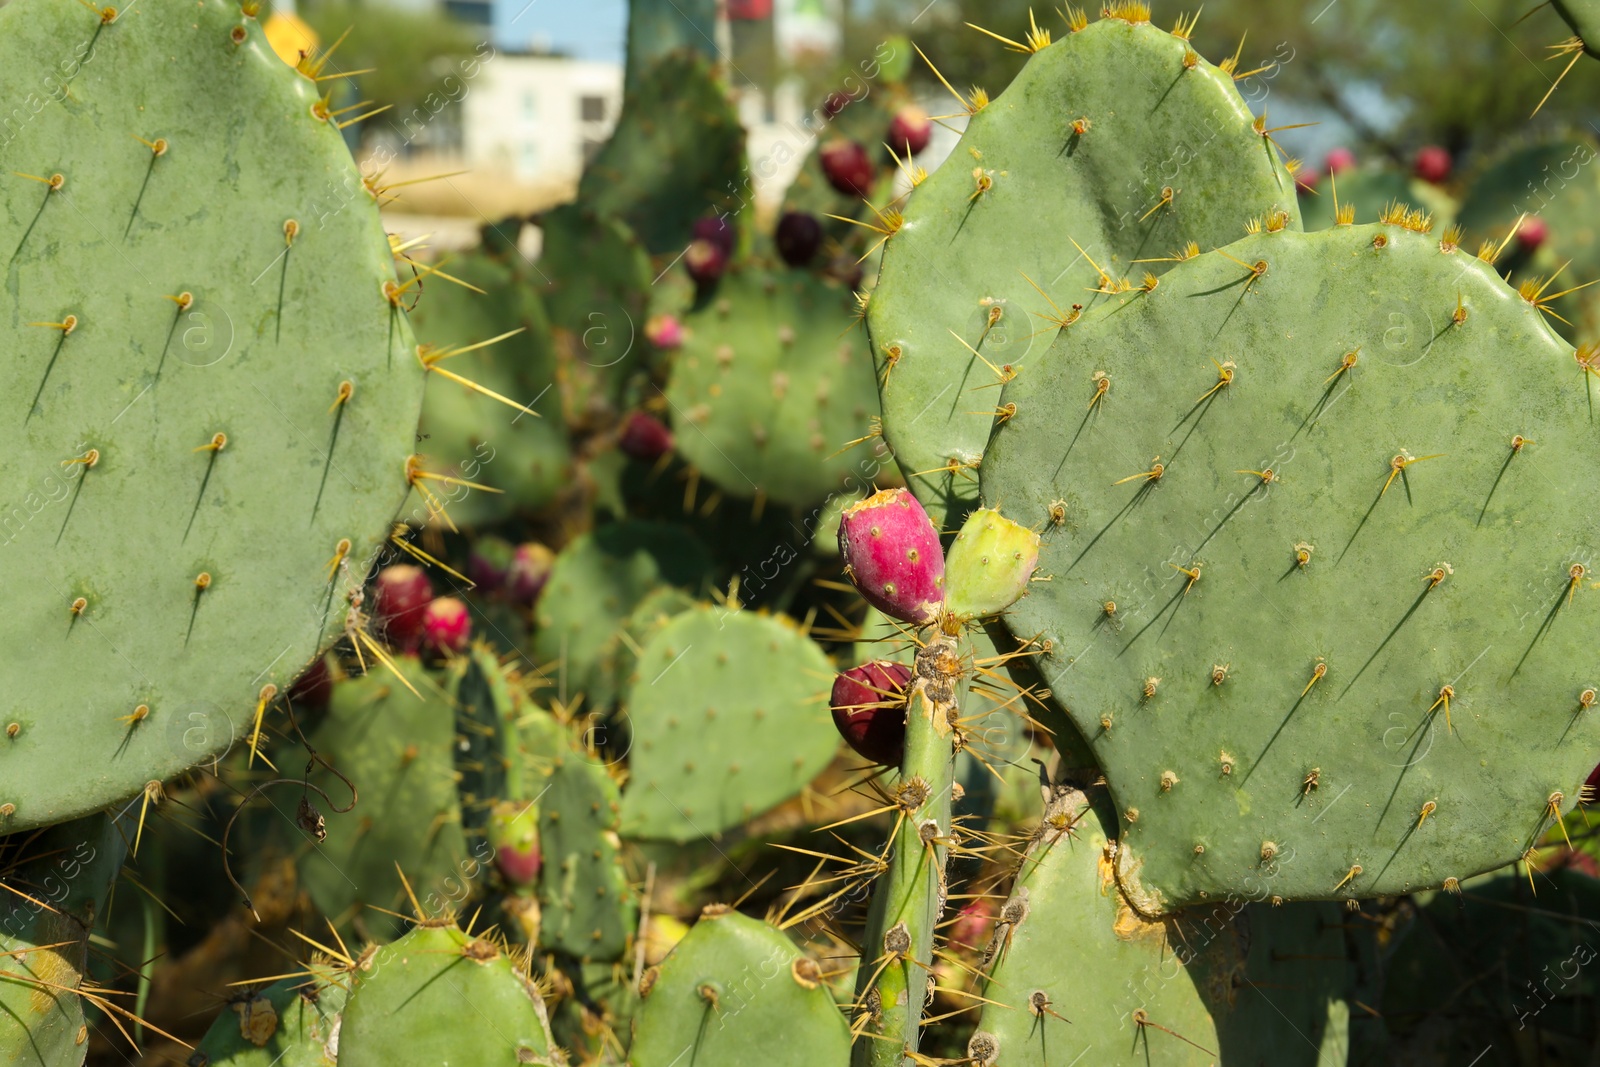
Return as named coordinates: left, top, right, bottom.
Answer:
left=537, top=748, right=636, bottom=960
left=0, top=815, right=126, bottom=1067
left=868, top=13, right=1300, bottom=522
left=0, top=0, right=425, bottom=830
left=1300, top=166, right=1455, bottom=232
left=624, top=0, right=720, bottom=95
left=593, top=585, right=697, bottom=715
left=619, top=606, right=839, bottom=842
left=577, top=50, right=746, bottom=256
left=632, top=907, right=852, bottom=1067
left=1555, top=0, right=1600, bottom=55
left=338, top=923, right=557, bottom=1067
left=454, top=645, right=518, bottom=828
left=188, top=966, right=347, bottom=1067
left=982, top=222, right=1600, bottom=910
left=532, top=522, right=711, bottom=710
left=537, top=204, right=654, bottom=418
left=971, top=782, right=1348, bottom=1066
left=298, top=658, right=472, bottom=940
left=409, top=247, right=569, bottom=526
left=666, top=267, right=883, bottom=509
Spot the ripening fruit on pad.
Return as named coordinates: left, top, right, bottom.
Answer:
left=0, top=0, right=426, bottom=830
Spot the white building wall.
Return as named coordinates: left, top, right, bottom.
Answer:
left=463, top=54, right=622, bottom=183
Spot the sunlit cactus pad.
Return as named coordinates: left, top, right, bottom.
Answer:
left=0, top=0, right=425, bottom=829
left=983, top=222, right=1600, bottom=909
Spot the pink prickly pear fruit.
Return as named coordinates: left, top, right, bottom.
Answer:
left=775, top=211, right=823, bottom=267
left=693, top=216, right=735, bottom=256
left=646, top=313, right=685, bottom=350
left=886, top=105, right=932, bottom=158
left=467, top=535, right=515, bottom=591
left=837, top=488, right=945, bottom=625
left=942, top=507, right=1041, bottom=622
left=820, top=139, right=875, bottom=198
left=1324, top=147, right=1355, bottom=175
left=685, top=237, right=728, bottom=287
left=950, top=899, right=996, bottom=949
left=488, top=801, right=541, bottom=887
left=288, top=656, right=334, bottom=711
left=1413, top=145, right=1452, bottom=184
left=1517, top=216, right=1549, bottom=253
left=831, top=660, right=913, bottom=766
left=507, top=542, right=555, bottom=607
left=373, top=565, right=433, bottom=651
left=620, top=410, right=675, bottom=463
left=423, top=596, right=471, bottom=653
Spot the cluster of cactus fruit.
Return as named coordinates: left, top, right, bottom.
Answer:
left=7, top=0, right=1600, bottom=1065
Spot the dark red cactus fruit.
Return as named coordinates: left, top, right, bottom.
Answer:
left=373, top=565, right=433, bottom=651
left=837, top=488, right=945, bottom=625
left=831, top=660, right=913, bottom=766
left=886, top=105, right=932, bottom=158
left=685, top=237, right=728, bottom=288
left=619, top=410, right=675, bottom=462
left=423, top=596, right=471, bottom=653
left=288, top=656, right=333, bottom=711
left=646, top=313, right=685, bottom=350
left=1414, top=145, right=1452, bottom=184
left=820, top=139, right=875, bottom=198
left=949, top=899, right=996, bottom=949
left=488, top=801, right=541, bottom=887
left=775, top=211, right=824, bottom=267
left=693, top=215, right=736, bottom=256
left=467, top=535, right=515, bottom=592
left=1517, top=216, right=1549, bottom=253
left=507, top=543, right=554, bottom=607
left=822, top=90, right=852, bottom=118
left=1324, top=147, right=1355, bottom=175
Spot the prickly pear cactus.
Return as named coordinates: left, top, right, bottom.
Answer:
left=409, top=247, right=569, bottom=525
left=338, top=923, right=558, bottom=1067
left=297, top=658, right=472, bottom=940
left=982, top=221, right=1600, bottom=910
left=532, top=523, right=711, bottom=710
left=1300, top=165, right=1455, bottom=233
left=632, top=906, right=852, bottom=1067
left=537, top=746, right=636, bottom=960
left=0, top=814, right=127, bottom=1067
left=624, top=0, right=720, bottom=95
left=1555, top=0, right=1600, bottom=56
left=577, top=50, right=745, bottom=255
left=969, top=777, right=1349, bottom=1066
left=619, top=605, right=840, bottom=841
left=666, top=268, right=884, bottom=509
left=189, top=964, right=348, bottom=1067
left=868, top=11, right=1301, bottom=520
left=0, top=0, right=426, bottom=829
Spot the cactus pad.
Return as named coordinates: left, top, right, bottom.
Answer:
left=632, top=906, right=852, bottom=1067
left=0, top=0, right=425, bottom=830
left=189, top=966, right=347, bottom=1067
left=1555, top=0, right=1600, bottom=56
left=624, top=0, right=720, bottom=94
left=982, top=222, right=1600, bottom=909
left=537, top=747, right=636, bottom=960
left=619, top=605, right=839, bottom=841
left=868, top=14, right=1300, bottom=519
left=666, top=267, right=882, bottom=509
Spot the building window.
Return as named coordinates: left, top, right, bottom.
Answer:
left=522, top=91, right=537, bottom=121
left=580, top=95, right=607, bottom=123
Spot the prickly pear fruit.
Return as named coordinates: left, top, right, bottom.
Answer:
left=776, top=210, right=824, bottom=266
left=886, top=105, right=932, bottom=157
left=838, top=488, right=945, bottom=625
left=820, top=139, right=875, bottom=197
left=647, top=313, right=686, bottom=350
left=831, top=661, right=913, bottom=765
left=1518, top=215, right=1550, bottom=252
left=288, top=656, right=334, bottom=711
left=620, top=410, right=675, bottom=462
left=1325, top=146, right=1356, bottom=174
left=423, top=597, right=471, bottom=653
left=941, top=507, right=1041, bottom=622
left=468, top=535, right=516, bottom=591
left=686, top=237, right=728, bottom=287
left=949, top=899, right=995, bottom=950
left=694, top=215, right=736, bottom=256
left=373, top=565, right=433, bottom=650
left=508, top=543, right=555, bottom=606
left=489, top=800, right=541, bottom=887
left=1414, top=144, right=1452, bottom=183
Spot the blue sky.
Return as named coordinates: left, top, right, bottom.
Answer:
left=495, top=0, right=627, bottom=60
